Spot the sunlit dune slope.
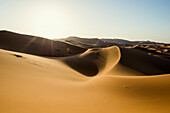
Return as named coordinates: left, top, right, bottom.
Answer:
left=1, top=46, right=170, bottom=113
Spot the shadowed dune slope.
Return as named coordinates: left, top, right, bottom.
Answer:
left=120, top=48, right=170, bottom=75
left=0, top=30, right=86, bottom=57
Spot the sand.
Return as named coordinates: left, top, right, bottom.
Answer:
left=0, top=31, right=170, bottom=113
left=0, top=30, right=86, bottom=57
left=1, top=46, right=170, bottom=113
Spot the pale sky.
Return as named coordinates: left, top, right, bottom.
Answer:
left=0, top=0, right=170, bottom=42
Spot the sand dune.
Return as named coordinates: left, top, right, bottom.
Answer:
left=0, top=30, right=86, bottom=57
left=60, top=46, right=120, bottom=76
left=120, top=47, right=170, bottom=75
left=1, top=47, right=170, bottom=113
left=0, top=31, right=170, bottom=113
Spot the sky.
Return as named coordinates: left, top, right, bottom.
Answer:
left=0, top=0, right=170, bottom=42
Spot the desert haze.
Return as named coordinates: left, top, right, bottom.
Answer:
left=0, top=30, right=170, bottom=113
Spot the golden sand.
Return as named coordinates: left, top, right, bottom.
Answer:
left=0, top=46, right=170, bottom=113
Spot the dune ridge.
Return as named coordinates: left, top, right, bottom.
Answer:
left=60, top=46, right=120, bottom=76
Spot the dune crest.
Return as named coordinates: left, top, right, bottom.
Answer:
left=60, top=46, right=120, bottom=76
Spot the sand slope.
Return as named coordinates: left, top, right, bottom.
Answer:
left=120, top=47, right=170, bottom=75
left=0, top=30, right=86, bottom=57
left=60, top=46, right=120, bottom=76
left=1, top=46, right=170, bottom=113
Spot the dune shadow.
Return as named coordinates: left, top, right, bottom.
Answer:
left=13, top=54, right=23, bottom=58
left=120, top=47, right=170, bottom=75
left=61, top=56, right=98, bottom=76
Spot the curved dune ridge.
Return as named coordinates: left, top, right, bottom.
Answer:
left=0, top=45, right=170, bottom=113
left=60, top=46, right=120, bottom=76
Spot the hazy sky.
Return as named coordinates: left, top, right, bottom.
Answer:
left=0, top=0, right=170, bottom=42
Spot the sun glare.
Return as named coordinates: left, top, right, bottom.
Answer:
left=32, top=2, right=69, bottom=39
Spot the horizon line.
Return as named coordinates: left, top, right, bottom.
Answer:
left=0, top=29, right=169, bottom=43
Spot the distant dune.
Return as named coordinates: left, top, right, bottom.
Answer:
left=0, top=30, right=86, bottom=57
left=0, top=30, right=170, bottom=113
